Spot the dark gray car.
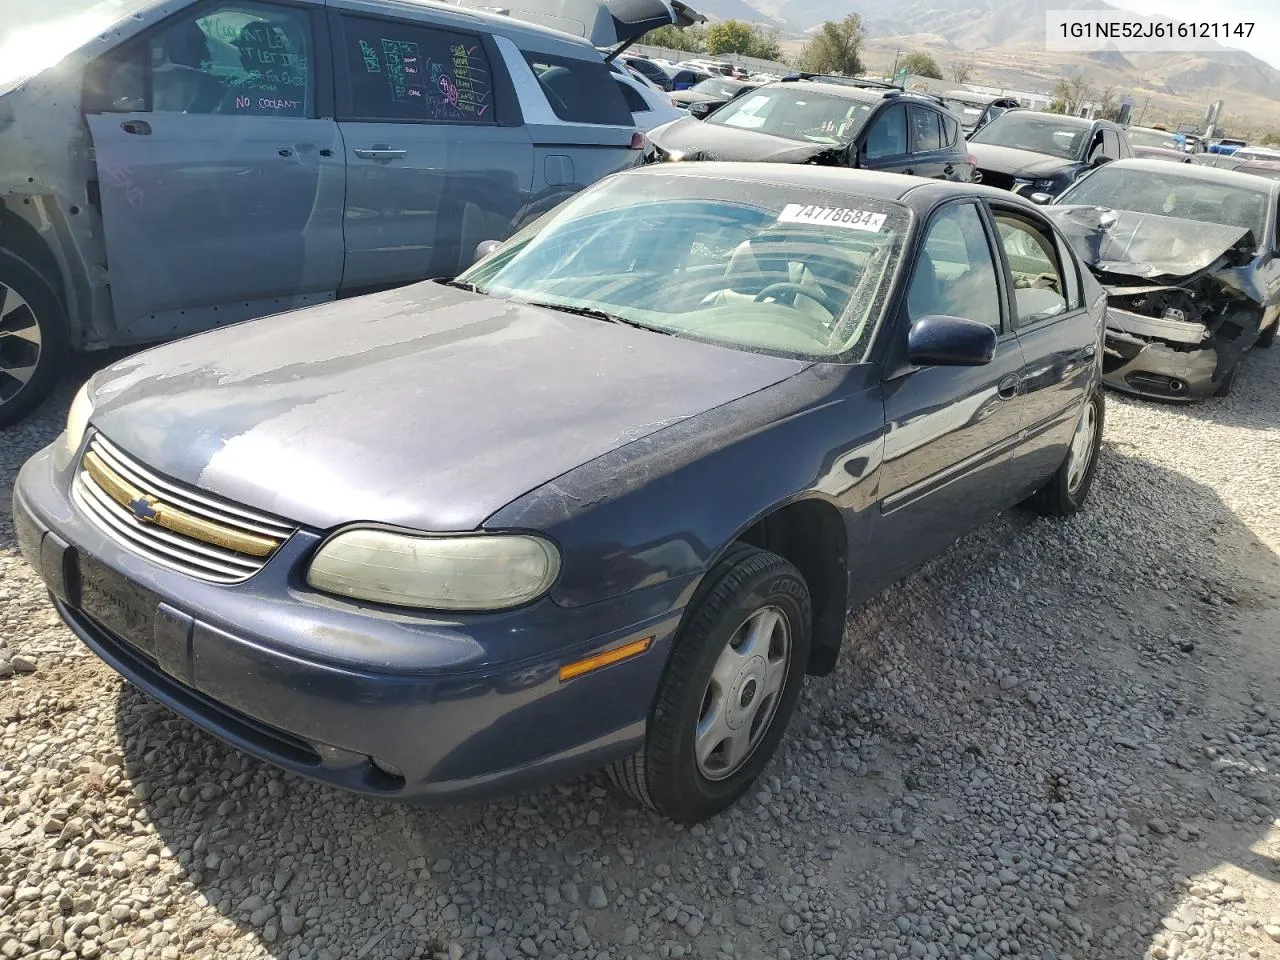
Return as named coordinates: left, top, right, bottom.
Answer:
left=1047, top=159, right=1280, bottom=400
left=0, top=0, right=706, bottom=426
left=968, top=111, right=1133, bottom=198
left=15, top=164, right=1106, bottom=823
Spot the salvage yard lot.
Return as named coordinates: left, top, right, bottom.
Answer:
left=2, top=349, right=1280, bottom=960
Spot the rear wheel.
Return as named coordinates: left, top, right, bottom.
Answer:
left=0, top=249, right=67, bottom=428
left=1027, top=387, right=1104, bottom=517
left=607, top=544, right=811, bottom=824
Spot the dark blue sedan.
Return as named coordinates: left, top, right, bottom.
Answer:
left=13, top=164, right=1106, bottom=823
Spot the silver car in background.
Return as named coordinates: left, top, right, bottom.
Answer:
left=0, top=0, right=698, bottom=426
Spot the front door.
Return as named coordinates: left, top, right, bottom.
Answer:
left=331, top=11, right=533, bottom=289
left=85, top=0, right=345, bottom=337
left=858, top=103, right=912, bottom=175
left=873, top=200, right=1026, bottom=584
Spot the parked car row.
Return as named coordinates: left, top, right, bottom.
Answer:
left=0, top=0, right=705, bottom=427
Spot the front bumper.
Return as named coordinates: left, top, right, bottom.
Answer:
left=1101, top=328, right=1220, bottom=401
left=14, top=444, right=687, bottom=802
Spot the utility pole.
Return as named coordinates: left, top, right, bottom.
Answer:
left=890, top=47, right=900, bottom=81
left=1136, top=96, right=1149, bottom=127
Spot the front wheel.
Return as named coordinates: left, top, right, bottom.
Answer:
left=1026, top=386, right=1104, bottom=517
left=0, top=249, right=67, bottom=428
left=608, top=544, right=811, bottom=824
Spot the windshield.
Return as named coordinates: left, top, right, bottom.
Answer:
left=1236, top=164, right=1280, bottom=182
left=0, top=0, right=144, bottom=93
left=971, top=113, right=1091, bottom=160
left=691, top=78, right=747, bottom=98
left=456, top=174, right=910, bottom=361
left=1126, top=128, right=1178, bottom=149
left=942, top=98, right=985, bottom=127
left=1059, top=165, right=1270, bottom=248
left=708, top=87, right=875, bottom=145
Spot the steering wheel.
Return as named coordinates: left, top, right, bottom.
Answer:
left=753, top=281, right=845, bottom=319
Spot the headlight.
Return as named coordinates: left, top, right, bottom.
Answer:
left=61, top=382, right=93, bottom=457
left=306, top=529, right=560, bottom=611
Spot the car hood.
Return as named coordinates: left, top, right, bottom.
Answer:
left=671, top=90, right=722, bottom=105
left=968, top=143, right=1076, bottom=178
left=1043, top=205, right=1258, bottom=283
left=87, top=283, right=807, bottom=532
left=646, top=116, right=845, bottom=163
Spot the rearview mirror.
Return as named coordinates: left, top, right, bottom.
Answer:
left=907, top=315, right=997, bottom=366
left=473, top=239, right=501, bottom=265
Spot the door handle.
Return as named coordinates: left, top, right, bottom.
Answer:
left=943, top=164, right=955, bottom=175
left=997, top=374, right=1021, bottom=400
left=121, top=120, right=151, bottom=136
left=354, top=147, right=407, bottom=160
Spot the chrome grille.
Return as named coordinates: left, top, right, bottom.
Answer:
left=72, top=433, right=295, bottom=584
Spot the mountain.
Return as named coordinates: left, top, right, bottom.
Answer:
left=686, top=0, right=1280, bottom=128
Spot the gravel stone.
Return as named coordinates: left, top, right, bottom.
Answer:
left=3, top=338, right=1280, bottom=960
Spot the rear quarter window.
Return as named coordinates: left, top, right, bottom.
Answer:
left=524, top=51, right=632, bottom=125
left=616, top=79, right=649, bottom=113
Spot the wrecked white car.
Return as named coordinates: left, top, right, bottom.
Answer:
left=1048, top=159, right=1280, bottom=400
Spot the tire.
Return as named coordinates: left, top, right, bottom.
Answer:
left=0, top=249, right=68, bottom=429
left=1027, top=386, right=1104, bottom=517
left=608, top=544, right=812, bottom=824
left=1256, top=319, right=1275, bottom=349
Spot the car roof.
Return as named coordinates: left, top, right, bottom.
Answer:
left=991, top=110, right=1095, bottom=128
left=1087, top=157, right=1280, bottom=190
left=332, top=0, right=600, bottom=55
left=611, top=162, right=1045, bottom=210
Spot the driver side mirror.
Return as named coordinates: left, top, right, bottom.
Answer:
left=688, top=100, right=719, bottom=120
left=907, top=315, right=997, bottom=366
left=1091, top=153, right=1112, bottom=168
left=473, top=239, right=501, bottom=265
left=1027, top=191, right=1054, bottom=205
left=848, top=141, right=865, bottom=169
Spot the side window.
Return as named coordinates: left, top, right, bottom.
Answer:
left=616, top=79, right=649, bottom=113
left=1115, top=132, right=1132, bottom=158
left=941, top=113, right=959, bottom=147
left=907, top=203, right=1002, bottom=332
left=908, top=105, right=942, bottom=152
left=1101, top=129, right=1121, bottom=160
left=341, top=16, right=495, bottom=122
left=525, top=52, right=632, bottom=125
left=993, top=213, right=1069, bottom=324
left=864, top=105, right=907, bottom=160
left=150, top=2, right=313, bottom=116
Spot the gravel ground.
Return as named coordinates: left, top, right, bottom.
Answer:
left=2, top=346, right=1279, bottom=960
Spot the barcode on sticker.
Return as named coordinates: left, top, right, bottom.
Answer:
left=778, top=204, right=886, bottom=232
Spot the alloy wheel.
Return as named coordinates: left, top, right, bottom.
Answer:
left=0, top=282, right=42, bottom=404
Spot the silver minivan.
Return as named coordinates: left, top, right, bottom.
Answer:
left=0, top=0, right=698, bottom=425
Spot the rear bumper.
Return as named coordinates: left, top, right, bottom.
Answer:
left=14, top=445, right=686, bottom=803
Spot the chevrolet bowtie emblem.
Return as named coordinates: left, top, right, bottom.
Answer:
left=127, top=495, right=160, bottom=523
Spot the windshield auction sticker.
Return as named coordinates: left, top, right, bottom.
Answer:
left=778, top=204, right=887, bottom=232
left=1046, top=12, right=1260, bottom=52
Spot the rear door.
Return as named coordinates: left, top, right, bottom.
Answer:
left=83, top=0, right=345, bottom=336
left=906, top=103, right=948, bottom=179
left=331, top=8, right=533, bottom=288
left=988, top=203, right=1097, bottom=500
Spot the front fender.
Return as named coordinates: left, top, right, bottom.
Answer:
left=485, top=363, right=886, bottom=610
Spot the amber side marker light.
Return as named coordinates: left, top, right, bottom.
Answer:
left=559, top=636, right=654, bottom=683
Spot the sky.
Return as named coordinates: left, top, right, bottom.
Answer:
left=1115, top=0, right=1280, bottom=69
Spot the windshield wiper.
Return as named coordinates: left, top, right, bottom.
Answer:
left=439, top=279, right=481, bottom=293
left=520, top=299, right=664, bottom=333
